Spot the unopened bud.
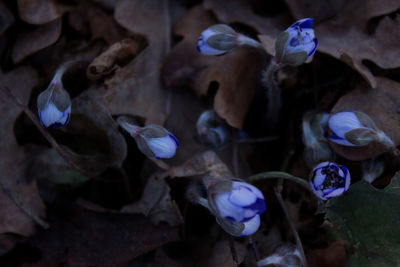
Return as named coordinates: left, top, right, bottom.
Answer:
left=275, top=18, right=318, bottom=66
left=328, top=111, right=394, bottom=148
left=37, top=63, right=72, bottom=128
left=117, top=117, right=179, bottom=159
left=196, top=110, right=228, bottom=148
left=197, top=24, right=262, bottom=56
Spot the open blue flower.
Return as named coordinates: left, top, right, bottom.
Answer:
left=310, top=161, right=350, bottom=200
left=211, top=181, right=266, bottom=223
left=285, top=18, right=318, bottom=58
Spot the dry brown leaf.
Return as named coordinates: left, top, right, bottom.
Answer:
left=168, top=150, right=233, bottom=179
left=87, top=39, right=141, bottom=80
left=68, top=0, right=127, bottom=45
left=317, top=16, right=400, bottom=88
left=91, top=0, right=171, bottom=125
left=57, top=90, right=127, bottom=176
left=121, top=175, right=183, bottom=226
left=284, top=0, right=400, bottom=27
left=0, top=1, right=15, bottom=34
left=203, top=0, right=288, bottom=36
left=12, top=18, right=62, bottom=64
left=330, top=77, right=400, bottom=161
left=0, top=67, right=47, bottom=253
left=163, top=5, right=266, bottom=128
left=17, top=0, right=70, bottom=25
left=27, top=202, right=180, bottom=266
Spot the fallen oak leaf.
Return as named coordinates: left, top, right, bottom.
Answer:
left=91, top=0, right=173, bottom=125
left=68, top=0, right=127, bottom=45
left=56, top=90, right=128, bottom=176
left=27, top=201, right=180, bottom=267
left=316, top=16, right=400, bottom=88
left=121, top=174, right=183, bottom=226
left=0, top=1, right=15, bottom=35
left=0, top=67, right=47, bottom=254
left=12, top=18, right=62, bottom=64
left=17, top=0, right=70, bottom=25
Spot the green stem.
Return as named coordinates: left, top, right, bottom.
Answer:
left=248, top=171, right=312, bottom=193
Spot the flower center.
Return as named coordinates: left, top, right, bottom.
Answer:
left=320, top=164, right=345, bottom=189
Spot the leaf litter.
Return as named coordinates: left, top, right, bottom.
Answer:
left=1, top=0, right=400, bottom=266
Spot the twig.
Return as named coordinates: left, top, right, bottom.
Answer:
left=248, top=172, right=312, bottom=193
left=0, top=82, right=92, bottom=178
left=274, top=184, right=308, bottom=267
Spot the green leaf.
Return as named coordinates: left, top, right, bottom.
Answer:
left=326, top=172, right=400, bottom=266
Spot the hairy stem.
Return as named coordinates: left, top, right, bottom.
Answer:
left=263, top=59, right=282, bottom=126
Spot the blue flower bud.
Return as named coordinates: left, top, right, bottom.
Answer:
left=117, top=117, right=179, bottom=159
left=310, top=161, right=350, bottom=200
left=275, top=18, right=318, bottom=66
left=196, top=110, right=228, bottom=148
left=197, top=24, right=238, bottom=56
left=328, top=111, right=393, bottom=148
left=203, top=177, right=266, bottom=236
left=37, top=75, right=71, bottom=128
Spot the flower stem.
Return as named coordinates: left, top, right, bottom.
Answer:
left=248, top=171, right=312, bottom=193
left=274, top=185, right=308, bottom=267
left=263, top=59, right=282, bottom=126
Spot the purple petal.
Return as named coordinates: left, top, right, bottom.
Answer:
left=244, top=197, right=266, bottom=215
left=308, top=39, right=318, bottom=57
left=289, top=18, right=314, bottom=29
left=167, top=131, right=180, bottom=146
